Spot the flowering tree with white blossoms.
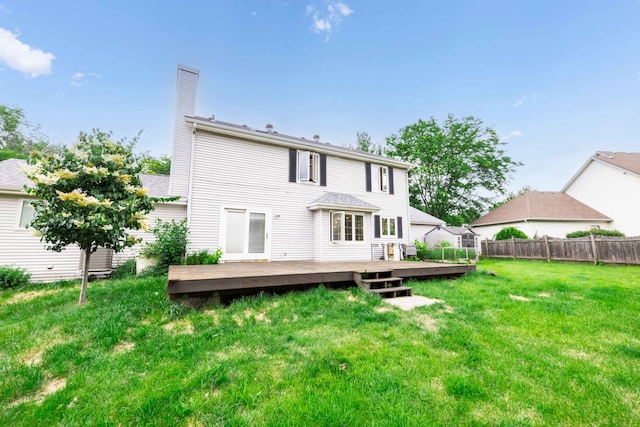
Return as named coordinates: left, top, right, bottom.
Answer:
left=24, top=130, right=166, bottom=304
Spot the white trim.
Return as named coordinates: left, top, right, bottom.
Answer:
left=219, top=205, right=272, bottom=261
left=380, top=216, right=397, bottom=238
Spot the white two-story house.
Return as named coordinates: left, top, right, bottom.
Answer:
left=170, top=65, right=411, bottom=263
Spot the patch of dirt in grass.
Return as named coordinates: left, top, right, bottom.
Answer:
left=203, top=310, right=220, bottom=325
left=254, top=312, right=271, bottom=323
left=509, top=294, right=531, bottom=302
left=20, top=334, right=68, bottom=366
left=619, top=389, right=640, bottom=417
left=113, top=341, right=135, bottom=354
left=5, top=289, right=64, bottom=305
left=9, top=377, right=67, bottom=407
left=163, top=319, right=194, bottom=335
left=282, top=314, right=299, bottom=323
left=375, top=306, right=393, bottom=313
left=571, top=294, right=585, bottom=300
left=415, top=314, right=439, bottom=332
left=562, top=349, right=590, bottom=360
left=233, top=315, right=244, bottom=326
left=537, top=292, right=551, bottom=298
left=430, top=377, right=445, bottom=393
left=440, top=305, right=455, bottom=313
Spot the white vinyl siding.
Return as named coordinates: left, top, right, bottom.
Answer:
left=1, top=195, right=82, bottom=282
left=188, top=131, right=410, bottom=262
left=168, top=66, right=199, bottom=198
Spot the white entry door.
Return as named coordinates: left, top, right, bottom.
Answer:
left=222, top=208, right=271, bottom=261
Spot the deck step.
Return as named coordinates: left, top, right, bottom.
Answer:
left=369, top=286, right=413, bottom=298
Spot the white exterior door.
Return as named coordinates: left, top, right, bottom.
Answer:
left=221, top=207, right=271, bottom=261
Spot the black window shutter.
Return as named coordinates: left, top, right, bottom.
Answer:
left=397, top=216, right=403, bottom=238
left=289, top=149, right=297, bottom=182
left=320, top=154, right=327, bottom=187
left=388, top=167, right=394, bottom=194
left=365, top=163, right=372, bottom=192
left=374, top=214, right=381, bottom=238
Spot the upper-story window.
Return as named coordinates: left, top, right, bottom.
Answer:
left=289, top=148, right=326, bottom=186
left=298, top=150, right=320, bottom=183
left=365, top=163, right=394, bottom=194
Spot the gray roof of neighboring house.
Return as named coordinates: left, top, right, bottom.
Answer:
left=0, top=158, right=170, bottom=198
left=308, top=192, right=379, bottom=212
left=471, top=191, right=612, bottom=226
left=0, top=158, right=30, bottom=190
left=409, top=206, right=446, bottom=226
left=424, top=226, right=477, bottom=237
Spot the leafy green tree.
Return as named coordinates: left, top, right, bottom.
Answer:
left=140, top=153, right=171, bottom=175
left=494, top=227, right=528, bottom=240
left=0, top=104, right=54, bottom=159
left=490, top=185, right=536, bottom=210
left=354, top=131, right=384, bottom=155
left=386, top=115, right=522, bottom=225
left=24, top=130, right=168, bottom=304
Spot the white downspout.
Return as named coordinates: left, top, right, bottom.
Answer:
left=186, top=122, right=197, bottom=229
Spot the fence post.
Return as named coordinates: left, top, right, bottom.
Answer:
left=544, top=235, right=550, bottom=262
left=590, top=234, right=598, bottom=265
left=511, top=237, right=517, bottom=259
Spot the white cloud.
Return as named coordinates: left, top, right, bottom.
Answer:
left=0, top=28, right=54, bottom=77
left=506, top=130, right=523, bottom=139
left=306, top=1, right=353, bottom=38
left=513, top=92, right=536, bottom=107
left=70, top=70, right=100, bottom=87
left=313, top=16, right=332, bottom=33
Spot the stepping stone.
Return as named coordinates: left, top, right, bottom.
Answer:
left=384, top=295, right=444, bottom=311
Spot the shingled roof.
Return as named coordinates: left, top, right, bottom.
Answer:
left=0, top=158, right=170, bottom=198
left=471, top=191, right=612, bottom=226
left=307, top=192, right=379, bottom=212
left=409, top=206, right=445, bottom=226
left=592, top=151, right=640, bottom=175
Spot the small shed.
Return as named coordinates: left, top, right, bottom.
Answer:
left=423, top=226, right=479, bottom=251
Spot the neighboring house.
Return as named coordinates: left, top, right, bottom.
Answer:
left=409, top=206, right=446, bottom=242
left=470, top=191, right=612, bottom=241
left=562, top=151, right=640, bottom=237
left=169, top=65, right=412, bottom=262
left=423, top=226, right=479, bottom=251
left=0, top=158, right=185, bottom=282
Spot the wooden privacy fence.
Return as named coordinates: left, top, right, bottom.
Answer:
left=481, top=235, right=640, bottom=265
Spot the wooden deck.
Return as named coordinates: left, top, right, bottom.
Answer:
left=167, top=260, right=475, bottom=302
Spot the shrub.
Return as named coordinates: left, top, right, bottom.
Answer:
left=414, top=240, right=429, bottom=260
left=186, top=248, right=223, bottom=265
left=566, top=229, right=625, bottom=238
left=494, top=227, right=528, bottom=240
left=0, top=266, right=31, bottom=289
left=141, top=219, right=189, bottom=272
left=110, top=259, right=136, bottom=279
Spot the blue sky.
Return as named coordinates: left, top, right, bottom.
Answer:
left=1, top=1, right=639, bottom=195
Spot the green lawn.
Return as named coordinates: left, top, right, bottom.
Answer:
left=1, top=259, right=639, bottom=426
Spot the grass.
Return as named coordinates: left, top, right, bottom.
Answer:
left=1, top=259, right=639, bottom=426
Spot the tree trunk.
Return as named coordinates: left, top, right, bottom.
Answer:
left=79, top=247, right=92, bottom=305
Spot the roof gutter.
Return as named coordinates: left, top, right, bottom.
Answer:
left=186, top=117, right=411, bottom=169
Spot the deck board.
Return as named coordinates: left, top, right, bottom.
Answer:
left=167, top=261, right=475, bottom=299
